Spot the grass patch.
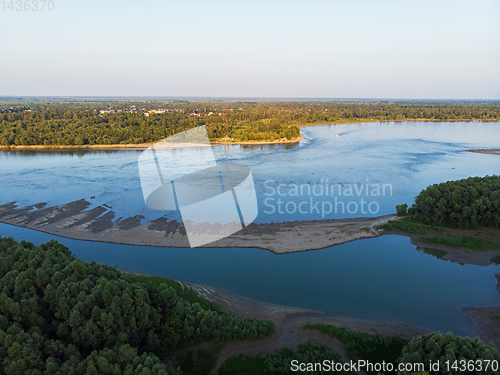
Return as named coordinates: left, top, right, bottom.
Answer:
left=304, top=324, right=407, bottom=374
left=179, top=349, right=217, bottom=375
left=218, top=354, right=265, bottom=375
left=376, top=218, right=444, bottom=235
left=132, top=274, right=183, bottom=295
left=419, top=236, right=500, bottom=250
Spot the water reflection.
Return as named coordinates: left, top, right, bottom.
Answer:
left=416, top=246, right=448, bottom=260
left=0, top=148, right=126, bottom=157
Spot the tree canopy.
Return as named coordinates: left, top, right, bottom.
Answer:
left=399, top=332, right=500, bottom=375
left=411, top=175, right=500, bottom=229
left=0, top=237, right=273, bottom=374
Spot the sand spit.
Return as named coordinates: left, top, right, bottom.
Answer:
left=0, top=200, right=396, bottom=253
left=465, top=148, right=500, bottom=155
left=2, top=200, right=499, bottom=265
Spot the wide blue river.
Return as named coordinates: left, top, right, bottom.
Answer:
left=1, top=121, right=499, bottom=337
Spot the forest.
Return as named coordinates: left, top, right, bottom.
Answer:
left=0, top=237, right=273, bottom=375
left=0, top=100, right=499, bottom=146
left=408, top=175, right=500, bottom=229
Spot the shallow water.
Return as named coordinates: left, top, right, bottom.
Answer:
left=1, top=121, right=500, bottom=337
left=1, top=121, right=499, bottom=224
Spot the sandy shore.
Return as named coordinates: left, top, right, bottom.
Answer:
left=0, top=136, right=302, bottom=151
left=215, top=135, right=303, bottom=146
left=0, top=200, right=396, bottom=253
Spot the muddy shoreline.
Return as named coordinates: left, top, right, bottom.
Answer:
left=378, top=228, right=500, bottom=266
left=121, top=268, right=499, bottom=371
left=121, top=269, right=431, bottom=373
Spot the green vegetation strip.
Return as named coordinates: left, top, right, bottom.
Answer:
left=419, top=235, right=500, bottom=250
left=132, top=275, right=226, bottom=315
left=376, top=218, right=444, bottom=235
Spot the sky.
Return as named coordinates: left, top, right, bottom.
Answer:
left=1, top=0, right=499, bottom=99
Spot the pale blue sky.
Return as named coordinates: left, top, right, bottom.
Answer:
left=1, top=0, right=499, bottom=99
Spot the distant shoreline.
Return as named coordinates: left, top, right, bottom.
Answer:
left=1, top=118, right=497, bottom=151
left=0, top=136, right=303, bottom=151
left=297, top=118, right=499, bottom=128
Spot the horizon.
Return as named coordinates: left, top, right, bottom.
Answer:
left=2, top=96, right=500, bottom=103
left=1, top=0, right=499, bottom=99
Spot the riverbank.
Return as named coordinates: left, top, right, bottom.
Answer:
left=0, top=136, right=303, bottom=151
left=377, top=222, right=500, bottom=266
left=214, top=135, right=303, bottom=146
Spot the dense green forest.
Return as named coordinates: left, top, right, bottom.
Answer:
left=407, top=175, right=500, bottom=229
left=0, top=100, right=499, bottom=146
left=399, top=332, right=500, bottom=375
left=0, top=237, right=273, bottom=375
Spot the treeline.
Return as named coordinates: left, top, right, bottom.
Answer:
left=399, top=332, right=500, bottom=375
left=1, top=101, right=499, bottom=146
left=407, top=175, right=500, bottom=229
left=0, top=237, right=273, bottom=375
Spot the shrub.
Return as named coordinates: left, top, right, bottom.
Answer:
left=396, top=204, right=408, bottom=216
